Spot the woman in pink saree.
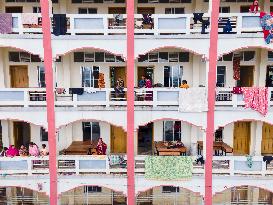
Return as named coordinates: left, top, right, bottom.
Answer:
left=29, top=142, right=40, bottom=157
left=6, top=145, right=19, bottom=157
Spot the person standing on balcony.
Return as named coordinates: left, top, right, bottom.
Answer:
left=96, top=138, right=107, bottom=155
left=145, top=76, right=153, bottom=101
left=180, top=80, right=189, bottom=89
left=29, top=142, right=40, bottom=157
left=0, top=147, right=8, bottom=157
left=115, top=77, right=125, bottom=99
left=6, top=145, right=19, bottom=157
left=40, top=144, right=49, bottom=157
left=138, top=75, right=146, bottom=88
left=19, top=145, right=28, bottom=157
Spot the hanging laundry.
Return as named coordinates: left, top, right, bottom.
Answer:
left=201, top=19, right=210, bottom=34
left=53, top=14, right=67, bottom=36
left=249, top=0, right=260, bottom=14
left=232, top=87, right=242, bottom=94
left=98, top=73, right=105, bottom=88
left=263, top=156, right=273, bottom=165
left=223, top=19, right=232, bottom=33
left=22, top=13, right=39, bottom=25
left=84, top=87, right=97, bottom=93
left=193, top=13, right=204, bottom=24
left=0, top=13, right=12, bottom=34
left=56, top=88, right=66, bottom=94
left=233, top=55, right=240, bottom=80
left=69, top=88, right=84, bottom=95
left=242, top=87, right=268, bottom=116
left=113, top=14, right=123, bottom=25
left=260, top=12, right=273, bottom=44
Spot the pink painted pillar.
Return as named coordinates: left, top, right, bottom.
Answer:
left=205, top=0, right=220, bottom=205
left=126, top=0, right=135, bottom=204
left=40, top=1, right=58, bottom=205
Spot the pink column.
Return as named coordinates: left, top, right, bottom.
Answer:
left=205, top=1, right=220, bottom=205
left=40, top=1, right=58, bottom=204
left=126, top=0, right=135, bottom=204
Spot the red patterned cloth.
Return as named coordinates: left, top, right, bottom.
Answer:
left=233, top=56, right=240, bottom=80
left=260, top=12, right=273, bottom=44
left=232, top=87, right=242, bottom=94
left=242, top=87, right=268, bottom=116
left=249, top=0, right=260, bottom=14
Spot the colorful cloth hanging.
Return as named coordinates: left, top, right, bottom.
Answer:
left=249, top=0, right=260, bottom=14
left=145, top=156, right=193, bottom=180
left=242, top=87, right=268, bottom=116
left=233, top=56, right=241, bottom=80
left=260, top=12, right=273, bottom=44
left=21, top=13, right=39, bottom=25
left=0, top=13, right=12, bottom=34
left=232, top=87, right=242, bottom=94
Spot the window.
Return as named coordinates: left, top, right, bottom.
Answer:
left=165, top=7, right=184, bottom=14
left=33, top=6, right=41, bottom=13
left=216, top=66, right=226, bottom=87
left=219, top=6, right=230, bottom=13
left=162, top=186, right=180, bottom=193
left=78, top=8, right=97, bottom=14
left=164, top=66, right=183, bottom=87
left=9, top=52, right=42, bottom=62
left=138, top=52, right=189, bottom=63
left=268, top=51, right=273, bottom=61
left=84, top=186, right=102, bottom=193
left=240, top=6, right=251, bottom=13
left=163, top=121, right=181, bottom=141
left=81, top=66, right=99, bottom=88
left=74, top=52, right=123, bottom=63
left=37, top=66, right=46, bottom=88
left=40, top=128, right=48, bottom=141
left=240, top=51, right=255, bottom=61
left=82, top=122, right=100, bottom=141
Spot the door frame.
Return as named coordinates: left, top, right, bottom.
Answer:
left=9, top=65, right=29, bottom=88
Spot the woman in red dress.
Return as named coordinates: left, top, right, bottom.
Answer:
left=96, top=138, right=107, bottom=155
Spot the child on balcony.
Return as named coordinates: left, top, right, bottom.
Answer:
left=180, top=80, right=189, bottom=89
left=96, top=138, right=107, bottom=155
left=29, top=142, right=40, bottom=157
left=6, top=145, right=19, bottom=157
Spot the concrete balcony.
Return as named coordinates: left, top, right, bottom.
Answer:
left=0, top=87, right=272, bottom=109
left=0, top=155, right=272, bottom=177
left=9, top=13, right=262, bottom=36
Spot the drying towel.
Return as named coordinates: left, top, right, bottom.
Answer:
left=260, top=12, right=273, bottom=44
left=22, top=13, right=38, bottom=25
left=84, top=87, right=97, bottom=93
left=53, top=14, right=67, bottom=36
left=178, top=88, right=208, bottom=112
left=0, top=13, right=12, bottom=34
left=193, top=13, right=204, bottom=24
left=69, top=88, right=84, bottom=95
left=233, top=55, right=241, bottom=80
left=263, top=156, right=273, bottom=165
left=145, top=156, right=193, bottom=180
left=232, top=87, right=242, bottom=94
left=242, top=87, right=268, bottom=116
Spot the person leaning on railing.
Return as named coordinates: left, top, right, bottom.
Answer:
left=180, top=80, right=189, bottom=89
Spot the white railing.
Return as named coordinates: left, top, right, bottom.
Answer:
left=10, top=13, right=262, bottom=36
left=0, top=87, right=272, bottom=108
left=0, top=155, right=272, bottom=177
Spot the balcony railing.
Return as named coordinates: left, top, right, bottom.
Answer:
left=0, top=156, right=272, bottom=177
left=0, top=87, right=272, bottom=108
left=10, top=13, right=262, bottom=36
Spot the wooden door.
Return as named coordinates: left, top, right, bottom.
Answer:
left=108, top=7, right=126, bottom=14
left=110, top=67, right=126, bottom=87
left=262, top=123, right=273, bottom=155
left=233, top=122, right=251, bottom=155
left=13, top=122, right=30, bottom=148
left=137, top=7, right=155, bottom=14
left=239, top=66, right=254, bottom=87
left=111, top=126, right=126, bottom=153
left=10, top=66, right=29, bottom=88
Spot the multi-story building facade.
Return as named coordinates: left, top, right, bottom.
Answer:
left=0, top=0, right=273, bottom=204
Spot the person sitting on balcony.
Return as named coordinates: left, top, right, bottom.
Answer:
left=0, top=147, right=8, bottom=157
left=145, top=76, right=153, bottom=101
left=138, top=75, right=146, bottom=88
left=115, top=77, right=125, bottom=99
left=6, top=145, right=19, bottom=157
left=96, top=138, right=107, bottom=155
left=19, top=145, right=28, bottom=157
left=29, top=142, right=40, bottom=157
left=40, top=144, right=49, bottom=157
left=180, top=80, right=189, bottom=89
